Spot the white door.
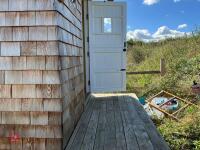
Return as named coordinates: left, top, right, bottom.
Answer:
left=89, top=1, right=127, bottom=93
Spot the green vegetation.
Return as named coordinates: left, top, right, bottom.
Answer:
left=158, top=105, right=200, bottom=150
left=127, top=35, right=200, bottom=97
left=127, top=34, right=200, bottom=150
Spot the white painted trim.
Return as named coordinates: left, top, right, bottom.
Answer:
left=84, top=0, right=91, bottom=93
left=88, top=1, right=127, bottom=92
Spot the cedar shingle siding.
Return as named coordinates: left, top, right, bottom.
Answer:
left=0, top=0, right=84, bottom=149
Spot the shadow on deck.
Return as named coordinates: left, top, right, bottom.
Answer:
left=65, top=94, right=170, bottom=150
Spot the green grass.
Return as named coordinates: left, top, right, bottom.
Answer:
left=158, top=105, right=200, bottom=150
left=127, top=35, right=200, bottom=97
left=127, top=34, right=200, bottom=150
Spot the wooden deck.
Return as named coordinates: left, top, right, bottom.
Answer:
left=65, top=95, right=170, bottom=150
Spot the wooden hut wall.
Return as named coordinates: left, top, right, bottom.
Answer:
left=0, top=0, right=84, bottom=149
left=54, top=0, right=85, bottom=148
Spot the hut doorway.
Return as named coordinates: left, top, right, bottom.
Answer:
left=84, top=0, right=127, bottom=93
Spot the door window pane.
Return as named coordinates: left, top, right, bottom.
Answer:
left=104, top=18, right=112, bottom=33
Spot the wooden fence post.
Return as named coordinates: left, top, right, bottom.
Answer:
left=160, top=58, right=166, bottom=76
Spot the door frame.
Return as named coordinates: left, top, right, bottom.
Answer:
left=83, top=0, right=127, bottom=93
left=83, top=0, right=90, bottom=94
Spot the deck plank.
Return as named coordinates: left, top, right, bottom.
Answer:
left=113, top=99, right=127, bottom=150
left=66, top=97, right=95, bottom=150
left=65, top=95, right=170, bottom=150
left=104, top=97, right=117, bottom=150
left=130, top=97, right=170, bottom=150
left=123, top=96, right=154, bottom=150
left=93, top=100, right=107, bottom=150
left=81, top=106, right=99, bottom=150
left=118, top=96, right=140, bottom=150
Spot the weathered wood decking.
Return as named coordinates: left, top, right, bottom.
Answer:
left=65, top=95, right=170, bottom=150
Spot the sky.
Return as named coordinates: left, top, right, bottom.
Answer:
left=116, top=0, right=200, bottom=42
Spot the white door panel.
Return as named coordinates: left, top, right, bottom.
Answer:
left=93, top=18, right=102, bottom=33
left=91, top=35, right=123, bottom=48
left=92, top=48, right=123, bottom=53
left=93, top=52, right=122, bottom=70
left=89, top=1, right=127, bottom=92
left=94, top=72, right=124, bottom=92
left=93, top=6, right=122, bottom=17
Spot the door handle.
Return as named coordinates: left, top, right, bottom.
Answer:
left=121, top=69, right=126, bottom=71
left=123, top=48, right=126, bottom=52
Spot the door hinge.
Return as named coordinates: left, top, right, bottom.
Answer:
left=86, top=14, right=89, bottom=20
left=88, top=80, right=91, bottom=86
left=121, top=69, right=126, bottom=71
left=123, top=48, right=127, bottom=52
left=87, top=36, right=89, bottom=43
left=124, top=42, right=127, bottom=48
left=87, top=51, right=90, bottom=57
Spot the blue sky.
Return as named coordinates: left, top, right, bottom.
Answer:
left=116, top=0, right=200, bottom=41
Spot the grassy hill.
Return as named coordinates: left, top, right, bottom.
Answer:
left=127, top=34, right=200, bottom=97
left=127, top=34, right=200, bottom=150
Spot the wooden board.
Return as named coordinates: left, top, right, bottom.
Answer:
left=146, top=90, right=197, bottom=121
left=0, top=0, right=84, bottom=149
left=65, top=95, right=170, bottom=150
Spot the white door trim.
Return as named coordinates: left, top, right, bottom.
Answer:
left=88, top=1, right=127, bottom=93
left=83, top=0, right=90, bottom=93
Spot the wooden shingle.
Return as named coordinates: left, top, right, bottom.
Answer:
left=0, top=85, right=11, bottom=98
left=9, top=0, right=28, bottom=11
left=48, top=112, right=62, bottom=125
left=36, top=11, right=56, bottom=25
left=5, top=12, right=19, bottom=26
left=5, top=71, right=23, bottom=84
left=48, top=27, right=57, bottom=40
left=0, top=99, right=21, bottom=111
left=36, top=85, right=51, bottom=98
left=29, top=27, right=48, bottom=41
left=26, top=56, right=45, bottom=70
left=43, top=71, right=60, bottom=84
left=46, top=56, right=60, bottom=70
left=0, top=57, right=12, bottom=70
left=13, top=27, right=28, bottom=41
left=16, top=125, right=36, bottom=138
left=51, top=85, right=62, bottom=98
left=22, top=71, right=43, bottom=84
left=27, top=12, right=36, bottom=26
left=1, top=112, right=30, bottom=125
left=0, top=27, right=12, bottom=41
left=43, top=99, right=62, bottom=112
left=0, top=13, right=5, bottom=26
left=0, top=71, right=5, bottom=84
left=21, top=99, right=43, bottom=111
left=21, top=42, right=37, bottom=56
left=19, top=12, right=28, bottom=26
left=12, top=57, right=27, bottom=70
left=30, top=112, right=48, bottom=125
left=12, top=85, right=36, bottom=98
left=1, top=42, right=20, bottom=56
left=0, top=0, right=9, bottom=11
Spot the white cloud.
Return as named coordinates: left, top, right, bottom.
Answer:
left=143, top=0, right=160, bottom=5
left=177, top=24, right=187, bottom=29
left=104, top=18, right=111, bottom=25
left=153, top=26, right=187, bottom=40
left=127, top=29, right=152, bottom=42
left=127, top=26, right=190, bottom=42
left=174, top=0, right=181, bottom=2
